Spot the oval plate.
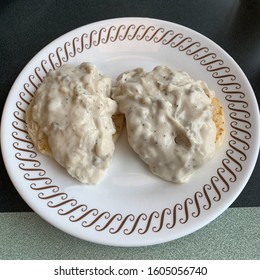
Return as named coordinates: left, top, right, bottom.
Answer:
left=1, top=18, right=259, bottom=246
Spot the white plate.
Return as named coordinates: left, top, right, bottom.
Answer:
left=1, top=18, right=259, bottom=246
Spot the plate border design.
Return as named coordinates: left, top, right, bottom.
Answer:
left=10, top=22, right=251, bottom=236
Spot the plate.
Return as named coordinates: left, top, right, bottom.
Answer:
left=1, top=18, right=259, bottom=246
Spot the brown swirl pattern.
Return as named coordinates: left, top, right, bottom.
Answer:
left=11, top=23, right=252, bottom=236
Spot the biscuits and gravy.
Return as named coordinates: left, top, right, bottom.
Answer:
left=112, top=66, right=224, bottom=183
left=26, top=63, right=224, bottom=184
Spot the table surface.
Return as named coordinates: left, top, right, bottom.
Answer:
left=0, top=0, right=259, bottom=259
left=0, top=208, right=259, bottom=260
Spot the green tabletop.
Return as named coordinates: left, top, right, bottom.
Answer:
left=1, top=207, right=259, bottom=260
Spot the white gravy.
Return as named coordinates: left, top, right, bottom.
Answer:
left=31, top=63, right=117, bottom=184
left=112, top=66, right=216, bottom=183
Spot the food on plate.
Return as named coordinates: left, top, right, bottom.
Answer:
left=26, top=62, right=123, bottom=184
left=112, top=114, right=125, bottom=142
left=112, top=66, right=225, bottom=183
left=26, top=62, right=224, bottom=185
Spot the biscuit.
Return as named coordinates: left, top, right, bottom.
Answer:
left=112, top=113, right=125, bottom=142
left=211, top=96, right=225, bottom=146
left=26, top=98, right=53, bottom=158
left=26, top=99, right=124, bottom=158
